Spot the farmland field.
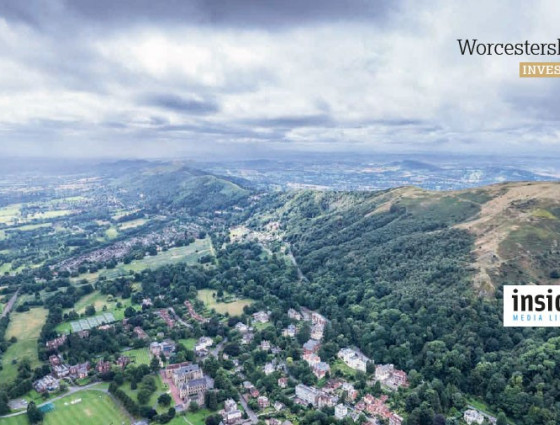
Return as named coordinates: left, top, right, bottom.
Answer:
left=197, top=289, right=253, bottom=316
left=0, top=308, right=48, bottom=381
left=0, top=390, right=131, bottom=425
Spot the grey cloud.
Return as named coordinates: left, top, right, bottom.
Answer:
left=145, top=94, right=220, bottom=115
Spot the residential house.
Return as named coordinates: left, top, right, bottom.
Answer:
left=253, top=311, right=269, bottom=323
left=278, top=377, right=288, bottom=388
left=312, top=362, right=330, bottom=379
left=33, top=375, right=59, bottom=393
left=257, top=396, right=270, bottom=409
left=260, top=340, right=271, bottom=351
left=335, top=404, right=348, bottom=420
left=133, top=326, right=149, bottom=340
left=463, top=409, right=486, bottom=425
left=303, top=339, right=321, bottom=355
left=116, top=356, right=131, bottom=369
left=264, top=363, right=275, bottom=375
left=282, top=324, right=296, bottom=337
left=310, top=324, right=324, bottom=341
left=69, top=362, right=90, bottom=379
left=288, top=308, right=302, bottom=321
left=96, top=360, right=112, bottom=374
left=46, top=334, right=67, bottom=350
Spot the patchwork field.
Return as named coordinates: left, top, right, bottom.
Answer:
left=197, top=289, right=253, bottom=316
left=0, top=390, right=131, bottom=425
left=0, top=308, right=48, bottom=382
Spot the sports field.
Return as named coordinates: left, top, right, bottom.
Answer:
left=0, top=308, right=48, bottom=382
left=0, top=390, right=130, bottom=425
left=197, top=289, right=253, bottom=316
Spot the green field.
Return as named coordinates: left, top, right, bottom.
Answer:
left=178, top=338, right=196, bottom=350
left=123, top=348, right=152, bottom=365
left=168, top=409, right=213, bottom=425
left=0, top=308, right=48, bottom=382
left=118, top=218, right=148, bottom=230
left=104, top=226, right=119, bottom=239
left=0, top=205, right=21, bottom=225
left=67, top=291, right=131, bottom=316
left=73, top=237, right=214, bottom=283
left=197, top=289, right=253, bottom=316
left=0, top=390, right=130, bottom=425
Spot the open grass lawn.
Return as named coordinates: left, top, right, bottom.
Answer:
left=30, top=209, right=73, bottom=220
left=197, top=289, right=253, bottom=316
left=105, top=226, right=119, bottom=239
left=72, top=238, right=214, bottom=283
left=118, top=218, right=148, bottom=230
left=68, top=291, right=131, bottom=316
left=0, top=390, right=131, bottom=425
left=331, top=359, right=357, bottom=378
left=0, top=205, right=21, bottom=225
left=168, top=409, right=213, bottom=425
left=178, top=338, right=196, bottom=350
left=124, top=348, right=152, bottom=365
left=0, top=308, right=48, bottom=382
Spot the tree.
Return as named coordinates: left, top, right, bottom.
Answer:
left=27, top=401, right=44, bottom=424
left=496, top=412, right=507, bottom=425
left=85, top=304, right=96, bottom=316
left=137, top=388, right=152, bottom=405
left=158, top=393, right=172, bottom=407
left=189, top=401, right=199, bottom=412
left=150, top=356, right=161, bottom=373
left=124, top=306, right=136, bottom=318
left=205, top=391, right=218, bottom=411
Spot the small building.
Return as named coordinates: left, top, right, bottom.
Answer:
left=312, top=362, right=330, bottom=379
left=278, top=377, right=288, bottom=388
left=264, top=363, right=275, bottom=375
left=260, top=340, right=271, bottom=351
left=116, top=356, right=131, bottom=369
left=257, top=396, right=270, bottom=409
left=96, top=360, right=112, bottom=374
left=253, top=311, right=269, bottom=323
left=303, top=339, right=321, bottom=355
left=463, top=409, right=486, bottom=425
left=288, top=308, right=302, bottom=321
left=33, top=375, right=59, bottom=393
left=69, top=362, right=90, bottom=379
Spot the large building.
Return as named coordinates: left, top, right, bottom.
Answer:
left=337, top=348, right=370, bottom=372
left=296, top=384, right=320, bottom=407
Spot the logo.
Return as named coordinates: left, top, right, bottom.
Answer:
left=504, top=285, right=560, bottom=327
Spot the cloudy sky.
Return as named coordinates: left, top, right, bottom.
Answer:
left=0, top=0, right=559, bottom=159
